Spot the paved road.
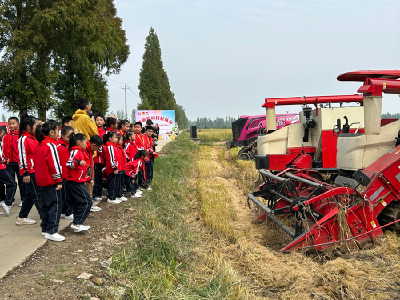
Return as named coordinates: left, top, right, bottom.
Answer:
left=0, top=137, right=173, bottom=279
left=0, top=194, right=71, bottom=279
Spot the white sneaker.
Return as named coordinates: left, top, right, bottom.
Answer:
left=0, top=201, right=4, bottom=205
left=16, top=217, right=36, bottom=225
left=117, top=196, right=127, bottom=202
left=64, top=214, right=74, bottom=220
left=71, top=224, right=89, bottom=232
left=101, top=195, right=108, bottom=199
left=107, top=199, right=122, bottom=204
left=1, top=203, right=10, bottom=216
left=93, top=197, right=102, bottom=201
left=41, top=232, right=46, bottom=236
left=136, top=190, right=143, bottom=194
left=91, top=205, right=102, bottom=212
left=18, top=202, right=22, bottom=207
left=132, top=193, right=141, bottom=198
left=44, top=233, right=65, bottom=242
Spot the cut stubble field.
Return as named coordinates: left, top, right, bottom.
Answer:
left=1, top=130, right=400, bottom=299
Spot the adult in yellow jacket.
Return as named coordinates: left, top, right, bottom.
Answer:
left=71, top=98, right=98, bottom=139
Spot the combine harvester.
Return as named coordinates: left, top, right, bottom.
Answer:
left=226, top=113, right=299, bottom=160
left=248, top=70, right=400, bottom=252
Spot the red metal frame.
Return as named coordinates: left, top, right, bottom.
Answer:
left=263, top=95, right=363, bottom=109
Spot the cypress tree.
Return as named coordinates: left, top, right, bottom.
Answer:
left=138, top=27, right=189, bottom=128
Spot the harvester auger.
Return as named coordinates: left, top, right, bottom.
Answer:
left=248, top=70, right=400, bottom=252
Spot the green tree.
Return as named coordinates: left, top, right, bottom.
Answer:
left=0, top=0, right=129, bottom=120
left=138, top=27, right=175, bottom=110
left=137, top=27, right=189, bottom=128
left=116, top=109, right=125, bottom=120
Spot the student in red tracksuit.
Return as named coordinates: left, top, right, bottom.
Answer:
left=17, top=114, right=42, bottom=226
left=144, top=126, right=155, bottom=185
left=95, top=115, right=106, bottom=138
left=125, top=150, right=147, bottom=198
left=65, top=132, right=92, bottom=233
left=93, top=117, right=105, bottom=201
left=84, top=135, right=103, bottom=212
left=56, top=126, right=74, bottom=219
left=3, top=117, right=25, bottom=206
left=116, top=134, right=127, bottom=201
left=34, top=120, right=65, bottom=242
left=117, top=119, right=130, bottom=137
left=105, top=117, right=118, bottom=133
left=0, top=125, right=17, bottom=216
left=125, top=130, right=137, bottom=162
left=102, top=131, right=122, bottom=204
left=133, top=122, right=148, bottom=189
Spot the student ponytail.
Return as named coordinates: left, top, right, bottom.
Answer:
left=134, top=150, right=147, bottom=160
left=103, top=131, right=117, bottom=145
left=126, top=130, right=134, bottom=141
left=68, top=132, right=86, bottom=151
left=105, top=117, right=117, bottom=128
left=19, top=114, right=37, bottom=137
left=35, top=120, right=58, bottom=143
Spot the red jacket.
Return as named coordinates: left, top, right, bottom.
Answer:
left=116, top=144, right=125, bottom=172
left=94, top=146, right=104, bottom=165
left=19, top=131, right=38, bottom=176
left=144, top=135, right=154, bottom=162
left=0, top=141, right=8, bottom=171
left=126, top=158, right=145, bottom=179
left=105, top=127, right=115, bottom=134
left=35, top=137, right=62, bottom=187
left=102, top=142, right=119, bottom=174
left=3, top=130, right=19, bottom=163
left=125, top=140, right=137, bottom=162
left=97, top=126, right=106, bottom=138
left=56, top=138, right=69, bottom=179
left=85, top=142, right=94, bottom=174
left=134, top=134, right=146, bottom=151
left=65, top=146, right=90, bottom=183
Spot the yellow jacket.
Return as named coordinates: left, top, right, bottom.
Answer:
left=71, top=109, right=98, bottom=139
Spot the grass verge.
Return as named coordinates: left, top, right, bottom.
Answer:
left=107, top=132, right=246, bottom=299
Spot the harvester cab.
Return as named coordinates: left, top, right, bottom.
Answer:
left=256, top=94, right=364, bottom=171
left=226, top=113, right=299, bottom=160
left=248, top=70, right=400, bottom=253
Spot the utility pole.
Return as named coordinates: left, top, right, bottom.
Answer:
left=121, top=84, right=130, bottom=119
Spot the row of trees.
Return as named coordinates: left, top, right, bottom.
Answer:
left=136, top=28, right=188, bottom=128
left=0, top=0, right=129, bottom=120
left=189, top=116, right=238, bottom=129
left=382, top=113, right=400, bottom=119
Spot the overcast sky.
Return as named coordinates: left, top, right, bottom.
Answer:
left=3, top=0, right=399, bottom=121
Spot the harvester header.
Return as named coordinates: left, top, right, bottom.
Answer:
left=249, top=70, right=400, bottom=253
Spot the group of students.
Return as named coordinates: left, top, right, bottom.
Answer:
left=0, top=98, right=157, bottom=242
